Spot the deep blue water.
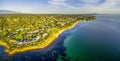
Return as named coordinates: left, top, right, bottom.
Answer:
left=0, top=14, right=120, bottom=61
left=62, top=14, right=120, bottom=61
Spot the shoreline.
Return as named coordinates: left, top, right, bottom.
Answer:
left=0, top=20, right=81, bottom=55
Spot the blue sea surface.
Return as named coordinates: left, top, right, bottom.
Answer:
left=62, top=14, right=120, bottom=61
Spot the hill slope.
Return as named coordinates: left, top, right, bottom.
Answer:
left=0, top=10, right=18, bottom=14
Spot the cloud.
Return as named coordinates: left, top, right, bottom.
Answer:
left=5, top=0, right=120, bottom=14
left=48, top=0, right=66, bottom=6
left=79, top=0, right=102, bottom=4
left=71, top=0, right=120, bottom=13
left=1, top=0, right=120, bottom=13
left=48, top=0, right=75, bottom=8
left=47, top=0, right=120, bottom=14
left=100, top=0, right=120, bottom=7
left=91, top=0, right=120, bottom=12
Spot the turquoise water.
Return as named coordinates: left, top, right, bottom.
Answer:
left=63, top=14, right=120, bottom=61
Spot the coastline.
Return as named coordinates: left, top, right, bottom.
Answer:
left=0, top=20, right=81, bottom=55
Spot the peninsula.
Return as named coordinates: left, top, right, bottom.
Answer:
left=0, top=14, right=96, bottom=55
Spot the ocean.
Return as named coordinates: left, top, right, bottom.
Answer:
left=61, top=14, right=120, bottom=61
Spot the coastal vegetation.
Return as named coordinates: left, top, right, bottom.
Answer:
left=0, top=14, right=96, bottom=55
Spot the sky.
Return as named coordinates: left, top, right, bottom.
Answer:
left=0, top=0, right=120, bottom=14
